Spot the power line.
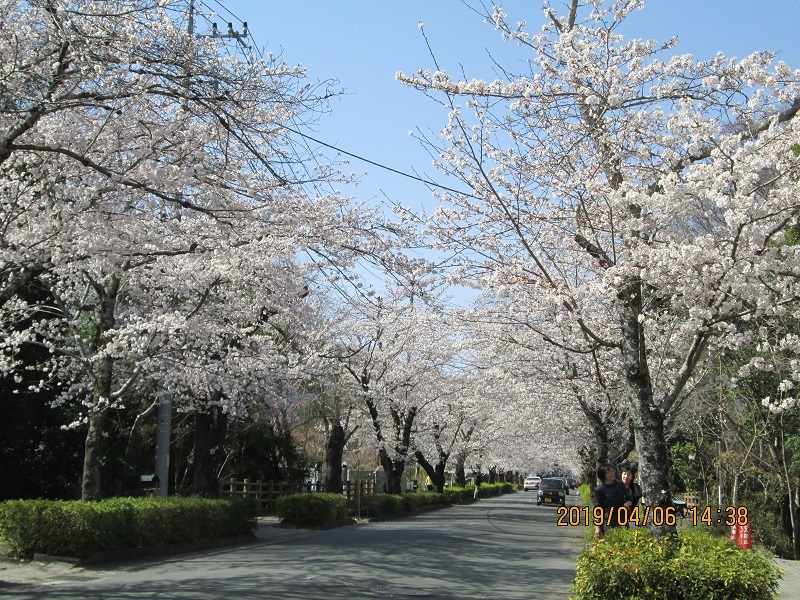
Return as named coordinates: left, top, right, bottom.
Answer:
left=278, top=124, right=479, bottom=200
left=197, top=1, right=478, bottom=201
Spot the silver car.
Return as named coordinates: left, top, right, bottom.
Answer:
left=523, top=476, right=541, bottom=491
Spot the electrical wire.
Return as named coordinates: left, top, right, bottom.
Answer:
left=193, top=0, right=479, bottom=201
left=277, top=124, right=479, bottom=200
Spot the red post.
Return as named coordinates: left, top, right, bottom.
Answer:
left=738, top=521, right=753, bottom=550
left=729, top=522, right=738, bottom=543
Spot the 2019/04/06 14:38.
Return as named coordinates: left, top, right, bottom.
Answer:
left=555, top=505, right=750, bottom=527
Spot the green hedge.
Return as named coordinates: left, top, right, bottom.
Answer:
left=0, top=496, right=257, bottom=559
left=402, top=491, right=447, bottom=512
left=440, top=482, right=511, bottom=503
left=277, top=483, right=518, bottom=525
left=572, top=527, right=781, bottom=600
left=356, top=494, right=404, bottom=518
left=443, top=486, right=474, bottom=504
left=276, top=492, right=349, bottom=527
left=355, top=492, right=448, bottom=518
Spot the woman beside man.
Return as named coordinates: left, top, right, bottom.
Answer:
left=593, top=464, right=642, bottom=537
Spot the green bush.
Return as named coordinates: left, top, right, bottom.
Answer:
left=0, top=497, right=257, bottom=559
left=402, top=491, right=446, bottom=512
left=746, top=499, right=795, bottom=558
left=356, top=494, right=404, bottom=518
left=442, top=486, right=473, bottom=503
left=572, top=527, right=781, bottom=600
left=470, top=482, right=505, bottom=498
left=276, top=492, right=349, bottom=527
left=279, top=481, right=517, bottom=525
left=578, top=483, right=593, bottom=506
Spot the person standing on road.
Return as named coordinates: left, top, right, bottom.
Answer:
left=593, top=464, right=631, bottom=538
left=620, top=466, right=643, bottom=528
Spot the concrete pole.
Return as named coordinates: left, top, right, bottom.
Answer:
left=187, top=0, right=194, bottom=35
left=155, top=392, right=172, bottom=497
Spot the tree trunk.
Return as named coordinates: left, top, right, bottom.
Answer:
left=190, top=403, right=228, bottom=497
left=629, top=389, right=677, bottom=539
left=377, top=451, right=406, bottom=494
left=365, top=396, right=416, bottom=495
left=81, top=406, right=110, bottom=500
left=454, top=453, right=467, bottom=487
left=488, top=466, right=497, bottom=484
left=80, top=277, right=118, bottom=501
left=413, top=422, right=451, bottom=493
left=617, top=279, right=676, bottom=537
left=794, top=474, right=800, bottom=559
left=415, top=450, right=446, bottom=493
left=325, top=422, right=346, bottom=493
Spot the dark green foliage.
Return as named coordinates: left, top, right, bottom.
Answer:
left=355, top=492, right=447, bottom=518
left=0, top=496, right=257, bottom=559
left=276, top=493, right=349, bottom=527
left=0, top=386, right=85, bottom=500
left=667, top=439, right=706, bottom=495
left=572, top=527, right=781, bottom=600
left=357, top=493, right=404, bottom=517
left=473, top=482, right=508, bottom=498
left=224, top=415, right=310, bottom=483
left=442, top=486, right=475, bottom=503
left=0, top=283, right=85, bottom=500
left=276, top=483, right=518, bottom=526
left=401, top=491, right=447, bottom=513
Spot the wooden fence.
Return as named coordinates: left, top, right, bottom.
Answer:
left=674, top=492, right=700, bottom=508
left=219, top=478, right=377, bottom=512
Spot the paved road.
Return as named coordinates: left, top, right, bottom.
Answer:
left=774, top=557, right=800, bottom=600
left=0, top=491, right=584, bottom=599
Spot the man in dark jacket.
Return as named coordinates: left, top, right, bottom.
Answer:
left=593, top=464, right=632, bottom=537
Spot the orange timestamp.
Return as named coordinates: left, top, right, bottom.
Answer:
left=685, top=506, right=750, bottom=527
left=556, top=506, right=678, bottom=527
left=556, top=505, right=750, bottom=527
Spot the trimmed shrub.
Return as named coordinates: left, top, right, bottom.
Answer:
left=276, top=492, right=349, bottom=527
left=0, top=497, right=257, bottom=559
left=402, top=491, right=446, bottom=513
left=472, top=482, right=506, bottom=498
left=442, top=486, right=473, bottom=504
left=357, top=494, right=404, bottom=518
left=572, top=527, right=781, bottom=600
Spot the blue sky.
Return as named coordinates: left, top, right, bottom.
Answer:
left=199, top=0, right=800, bottom=213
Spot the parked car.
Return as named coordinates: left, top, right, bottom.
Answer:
left=523, top=476, right=541, bottom=491
left=537, top=478, right=567, bottom=506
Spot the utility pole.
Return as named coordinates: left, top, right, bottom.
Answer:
left=155, top=392, right=172, bottom=497
left=152, top=0, right=198, bottom=495
left=718, top=355, right=724, bottom=506
left=187, top=0, right=194, bottom=35
left=153, top=0, right=252, bottom=496
left=192, top=0, right=251, bottom=50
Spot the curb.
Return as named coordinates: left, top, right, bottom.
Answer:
left=30, top=534, right=259, bottom=566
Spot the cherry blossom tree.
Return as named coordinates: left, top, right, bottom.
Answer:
left=294, top=344, right=364, bottom=494
left=398, top=0, right=800, bottom=527
left=410, top=373, right=478, bottom=493
left=461, top=328, right=586, bottom=475
left=0, top=0, right=391, bottom=499
left=324, top=277, right=459, bottom=494
left=468, top=297, right=634, bottom=478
